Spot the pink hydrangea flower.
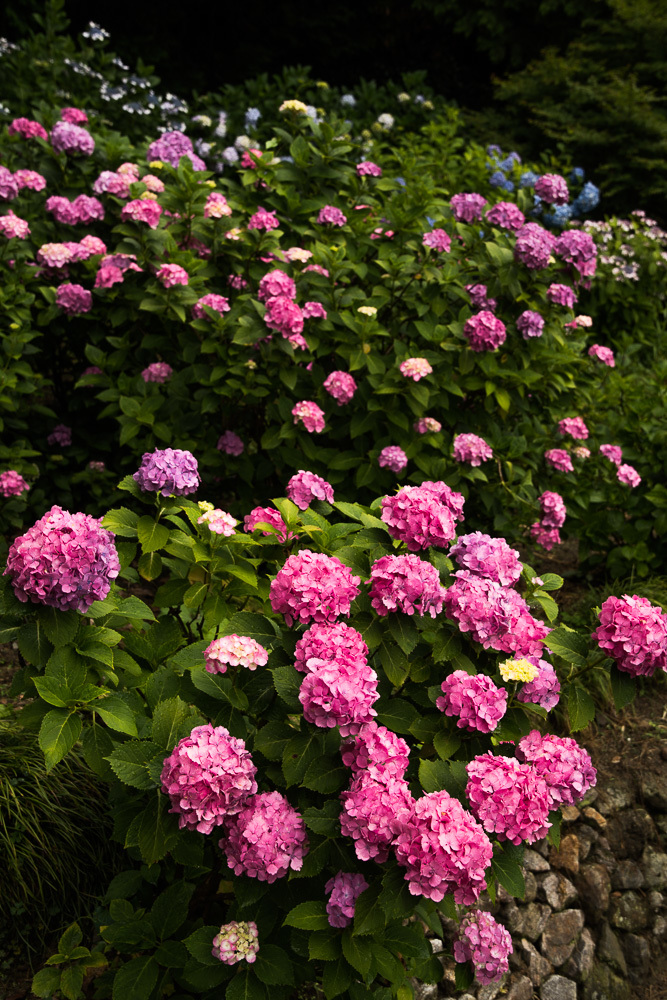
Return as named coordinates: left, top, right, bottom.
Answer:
left=516, top=310, right=544, bottom=340
left=395, top=790, right=493, bottom=904
left=45, top=197, right=80, bottom=226
left=600, top=444, right=623, bottom=465
left=514, top=223, right=556, bottom=270
left=244, top=506, right=293, bottom=543
left=449, top=532, right=522, bottom=587
left=93, top=170, right=132, bottom=198
left=4, top=506, right=119, bottom=612
left=450, top=193, right=487, bottom=222
left=287, top=470, right=334, bottom=510
left=60, top=107, right=88, bottom=125
left=323, top=371, right=357, bottom=405
left=302, top=301, right=327, bottom=319
left=160, top=723, right=257, bottom=833
left=378, top=446, right=408, bottom=473
left=95, top=265, right=123, bottom=288
left=530, top=523, right=562, bottom=551
left=466, top=753, right=552, bottom=844
left=547, top=283, right=577, bottom=308
left=325, top=872, right=369, bottom=928
left=205, top=635, right=269, bottom=673
left=414, top=417, right=442, bottom=433
left=141, top=362, right=172, bottom=383
left=418, top=480, right=465, bottom=523
left=133, top=448, right=200, bottom=496
left=437, top=670, right=508, bottom=733
left=212, top=922, right=259, bottom=965
left=340, top=722, right=410, bottom=780
left=258, top=269, right=296, bottom=302
left=270, top=550, right=361, bottom=626
left=217, top=431, right=244, bottom=455
left=142, top=174, right=165, bottom=193
left=264, top=295, right=304, bottom=338
left=283, top=247, right=312, bottom=262
left=588, top=344, right=615, bottom=367
left=380, top=486, right=458, bottom=551
left=13, top=169, right=47, bottom=191
left=8, top=117, right=48, bottom=141
left=51, top=121, right=94, bottom=156
left=539, top=491, right=567, bottom=528
left=156, top=263, right=188, bottom=287
left=340, top=772, right=414, bottom=862
left=558, top=416, right=589, bottom=440
left=0, top=211, right=30, bottom=239
left=192, top=293, right=231, bottom=319
left=303, top=263, right=330, bottom=277
left=0, top=470, right=30, bottom=497
left=399, top=357, right=433, bottom=381
left=485, top=201, right=525, bottom=230
left=357, top=161, right=382, bottom=177
left=0, top=167, right=18, bottom=201
left=463, top=311, right=506, bottom=352
left=593, top=594, right=667, bottom=677
left=121, top=198, right=163, bottom=228
left=221, top=791, right=308, bottom=881
left=517, top=730, right=597, bottom=808
left=37, top=243, right=74, bottom=268
left=545, top=449, right=574, bottom=473
left=367, top=553, right=447, bottom=618
left=453, top=433, right=493, bottom=466
left=47, top=424, right=72, bottom=447
left=555, top=229, right=597, bottom=278
left=292, top=401, right=325, bottom=433
left=299, top=656, right=379, bottom=735
left=76, top=234, right=107, bottom=259
left=422, top=229, right=451, bottom=252
left=248, top=207, right=280, bottom=231
left=295, top=622, right=368, bottom=674
left=617, top=464, right=641, bottom=487
left=204, top=192, right=232, bottom=218
left=534, top=174, right=569, bottom=205
left=317, top=205, right=347, bottom=226
left=146, top=131, right=205, bottom=170
left=117, top=162, right=140, bottom=178
left=466, top=284, right=497, bottom=312
left=517, top=658, right=561, bottom=711
left=197, top=508, right=237, bottom=536
left=453, top=910, right=513, bottom=985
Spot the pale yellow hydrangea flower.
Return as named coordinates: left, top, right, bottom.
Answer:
left=148, top=160, right=164, bottom=170
left=279, top=100, right=308, bottom=114
left=357, top=306, right=377, bottom=317
left=499, top=658, right=539, bottom=683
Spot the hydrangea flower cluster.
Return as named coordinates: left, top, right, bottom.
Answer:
left=600, top=444, right=622, bottom=466
left=466, top=753, right=552, bottom=844
left=617, top=464, right=641, bottom=487
left=14, top=169, right=46, bottom=192
left=146, top=131, right=205, bottom=170
left=367, top=553, right=447, bottom=617
left=450, top=193, right=487, bottom=222
left=588, top=344, right=615, bottom=367
left=197, top=507, right=237, bottom=536
left=121, top=199, right=162, bottom=228
left=298, top=654, right=379, bottom=735
left=244, top=506, right=292, bottom=543
left=292, top=401, right=325, bottom=433
left=220, top=791, right=308, bottom=881
left=46, top=194, right=105, bottom=225
left=133, top=448, right=200, bottom=496
left=294, top=622, right=369, bottom=674
left=380, top=486, right=458, bottom=551
left=4, top=506, right=120, bottom=612
left=258, top=269, right=296, bottom=302
left=217, top=430, right=244, bottom=455
left=422, top=229, right=451, bottom=252
left=323, top=371, right=357, bottom=405
left=340, top=772, right=413, bottom=862
left=47, top=424, right=72, bottom=447
left=547, top=283, right=577, bottom=308
left=270, top=550, right=361, bottom=626
left=485, top=201, right=525, bottom=230
left=420, top=480, right=465, bottom=523
left=378, top=446, right=408, bottom=473
left=212, top=922, right=259, bottom=965
left=534, top=173, right=569, bottom=205
left=436, top=670, right=508, bottom=733
left=56, top=283, right=93, bottom=316
left=160, top=724, right=257, bottom=833
left=555, top=230, right=597, bottom=278
left=287, top=470, right=334, bottom=510
left=0, top=470, right=30, bottom=497
left=0, top=211, right=30, bottom=239
left=453, top=433, right=493, bottom=466
left=530, top=524, right=561, bottom=551
left=463, top=311, right=506, bottom=352
left=545, top=449, right=574, bottom=473
left=466, top=284, right=496, bottom=311
left=516, top=310, right=545, bottom=340
left=449, top=532, right=522, bottom=587
left=514, top=223, right=555, bottom=270
left=325, top=872, right=369, bottom=928
left=414, top=417, right=442, bottom=434
left=593, top=594, right=667, bottom=677
left=51, top=121, right=95, bottom=156
left=540, top=491, right=567, bottom=528
left=357, top=161, right=382, bottom=177
left=204, top=192, right=232, bottom=218
left=340, top=722, right=410, bottom=780
left=156, top=263, right=189, bottom=287
left=9, top=117, right=48, bottom=141
left=141, top=362, right=172, bottom=383
left=399, top=357, right=432, bottom=380
left=248, top=207, right=279, bottom=231
left=517, top=730, right=597, bottom=808
left=317, top=205, right=347, bottom=226
left=453, top=910, right=513, bottom=985
left=558, top=416, right=589, bottom=440
left=204, top=635, right=269, bottom=673
left=516, top=659, right=561, bottom=711
left=499, top=658, right=539, bottom=683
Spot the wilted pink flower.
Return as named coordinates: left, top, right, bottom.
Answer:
left=517, top=730, right=597, bottom=808
left=466, top=284, right=497, bottom=312
left=466, top=753, right=552, bottom=845
left=593, top=594, right=667, bottom=677
left=0, top=470, right=30, bottom=497
left=146, top=131, right=205, bottom=170
left=13, top=169, right=46, bottom=191
left=258, top=269, right=296, bottom=302
left=212, top=922, right=259, bottom=965
left=514, top=222, right=556, bottom=270
left=367, top=552, right=446, bottom=618
left=517, top=658, right=561, bottom=711
left=535, top=173, right=569, bottom=205
left=248, top=207, right=279, bottom=231
left=450, top=193, right=487, bottom=222
left=463, top=311, right=506, bottom=352
left=47, top=424, right=72, bottom=448
left=486, top=201, right=525, bottom=231
left=295, top=621, right=368, bottom=675
left=192, top=293, right=231, bottom=319
left=437, top=670, right=507, bottom=733
left=270, top=549, right=361, bottom=626
left=299, top=656, right=379, bottom=735
left=302, top=301, right=327, bottom=319
left=340, top=722, right=409, bottom=780
left=4, top=506, right=119, bottom=612
left=453, top=433, right=493, bottom=466
left=357, top=161, right=382, bottom=177
left=399, top=357, right=433, bottom=381
left=197, top=508, right=237, bottom=536
left=141, top=362, right=173, bottom=383
left=558, top=416, right=589, bottom=440
left=93, top=170, right=132, bottom=198
left=0, top=211, right=30, bottom=239
left=555, top=229, right=597, bottom=278
left=287, top=470, right=334, bottom=510
left=340, top=772, right=413, bottom=862
left=217, top=431, right=244, bottom=455
left=244, top=506, right=293, bottom=543
left=292, top=400, right=325, bottom=433
left=37, top=243, right=73, bottom=268
left=51, top=120, right=94, bottom=156
left=454, top=911, right=513, bottom=985
left=317, top=205, right=347, bottom=226
left=617, top=463, right=641, bottom=487
left=545, top=449, right=574, bottom=473
left=204, top=191, right=232, bottom=218
left=588, top=344, right=615, bottom=367
left=133, top=448, right=200, bottom=496
left=121, top=198, right=162, bottom=228
left=516, top=310, right=544, bottom=340
left=395, top=790, right=493, bottom=904
left=264, top=295, right=304, bottom=338
left=323, top=370, right=357, bottom=405
left=380, top=486, right=457, bottom=551
left=61, top=107, right=88, bottom=125
left=156, top=263, right=188, bottom=287
left=530, top=524, right=561, bottom=551
left=444, top=571, right=549, bottom=658
left=600, top=443, right=622, bottom=466
left=160, top=723, right=257, bottom=833
left=378, top=446, right=408, bottom=474
left=547, top=283, right=578, bottom=308
left=414, top=416, right=442, bottom=433
left=8, top=118, right=48, bottom=141
left=450, top=532, right=522, bottom=586
left=325, top=872, right=369, bottom=928
left=205, top=635, right=269, bottom=673
left=422, top=229, right=451, bottom=252
left=221, top=791, right=308, bottom=881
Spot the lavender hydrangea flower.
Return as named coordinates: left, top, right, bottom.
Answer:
left=133, top=448, right=200, bottom=496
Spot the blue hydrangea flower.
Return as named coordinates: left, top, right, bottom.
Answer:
left=519, top=171, right=540, bottom=188
left=543, top=204, right=573, bottom=227
left=499, top=153, right=521, bottom=171
left=341, top=94, right=356, bottom=107
left=487, top=144, right=502, bottom=157
left=245, top=107, right=261, bottom=130
left=570, top=167, right=585, bottom=182
left=489, top=171, right=506, bottom=188
left=396, top=177, right=406, bottom=188
left=501, top=178, right=515, bottom=192
left=426, top=216, right=436, bottom=227
left=573, top=182, right=600, bottom=213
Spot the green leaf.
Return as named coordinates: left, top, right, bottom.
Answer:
left=191, top=665, right=249, bottom=710
left=383, top=922, right=429, bottom=959
left=150, top=881, right=195, bottom=940
left=145, top=668, right=181, bottom=710
left=534, top=594, right=559, bottom=622
left=418, top=758, right=451, bottom=793
left=226, top=968, right=268, bottom=1000
left=102, top=507, right=140, bottom=537
left=433, top=732, right=461, bottom=760
left=322, top=958, right=352, bottom=1000
left=282, top=732, right=320, bottom=786
left=455, top=961, right=474, bottom=991
left=486, top=241, right=514, bottom=266
left=37, top=607, right=81, bottom=648
left=567, top=684, right=596, bottom=732
left=137, top=516, right=170, bottom=553
left=107, top=741, right=161, bottom=789
left=32, top=968, right=61, bottom=998
left=39, top=709, right=81, bottom=770
left=253, top=721, right=294, bottom=761
left=309, top=928, right=341, bottom=961
left=254, top=944, right=294, bottom=986
left=379, top=641, right=409, bottom=686
left=96, top=695, right=139, bottom=736
left=115, top=597, right=156, bottom=621
left=610, top=664, right=636, bottom=711
left=151, top=696, right=194, bottom=749
left=387, top=617, right=419, bottom=655
left=135, top=794, right=179, bottom=865
left=284, top=901, right=329, bottom=930
left=272, top=664, right=301, bottom=708
left=375, top=698, right=419, bottom=734
left=112, top=956, right=159, bottom=1000
left=491, top=845, right=525, bottom=899
left=18, top=620, right=53, bottom=666
left=352, top=883, right=385, bottom=936
left=154, top=940, right=188, bottom=968
left=539, top=573, right=564, bottom=592
left=548, top=809, right=562, bottom=850
left=302, top=754, right=346, bottom=793
left=379, top=866, right=414, bottom=920
left=60, top=964, right=84, bottom=1000
left=58, top=923, right=83, bottom=956
left=547, top=626, right=588, bottom=666
left=184, top=925, right=223, bottom=966
left=138, top=551, right=163, bottom=581
left=342, top=929, right=372, bottom=975
left=225, top=612, right=280, bottom=647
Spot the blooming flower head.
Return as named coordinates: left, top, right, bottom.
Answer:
left=422, top=229, right=451, bottom=252
left=558, top=416, right=589, bottom=440
left=357, top=161, right=382, bottom=177
left=453, top=433, right=493, bottom=466
left=0, top=470, right=30, bottom=497
left=450, top=193, right=487, bottom=222
left=574, top=446, right=590, bottom=459
left=204, top=191, right=232, bottom=218
left=4, top=506, right=120, bottom=612
left=295, top=621, right=369, bottom=675
left=323, top=371, right=357, bottom=405
left=367, top=553, right=446, bottom=618
left=93, top=170, right=132, bottom=198
left=485, top=201, right=525, bottom=231
left=449, top=532, right=522, bottom=587
left=287, top=470, right=334, bottom=510
left=258, top=269, right=296, bottom=302
left=279, top=99, right=309, bottom=114
left=381, top=486, right=457, bottom=552
left=212, top=922, right=259, bottom=965
left=220, top=791, right=308, bottom=881
left=142, top=173, right=164, bottom=193
left=9, top=117, right=48, bottom=141
left=0, top=211, right=30, bottom=239
left=514, top=222, right=556, bottom=270
left=517, top=658, right=561, bottom=711
left=588, top=344, right=615, bottom=366
left=146, top=131, right=205, bottom=170
left=600, top=443, right=622, bottom=466
left=317, top=205, right=347, bottom=227
left=378, top=446, right=408, bottom=473
left=270, top=550, right=360, bottom=626
left=264, top=296, right=304, bottom=339
left=284, top=246, right=312, bottom=263
left=141, top=361, right=172, bottom=383
left=517, top=730, right=597, bottom=808
left=76, top=235, right=107, bottom=259
left=545, top=449, right=574, bottom=473
left=414, top=416, right=442, bottom=434
left=340, top=721, right=410, bottom=780
left=454, top=910, right=513, bottom=985
left=555, top=229, right=597, bottom=278
left=60, top=107, right=88, bottom=125
left=547, top=283, right=578, bottom=308
left=0, top=167, right=18, bottom=201
left=534, top=174, right=569, bottom=205
left=530, top=524, right=562, bottom=551
left=299, top=655, right=379, bottom=735
left=156, top=263, right=188, bottom=287
left=593, top=594, right=667, bottom=677
left=47, top=424, right=72, bottom=448
left=539, top=490, right=567, bottom=528
left=248, top=207, right=279, bottom=230
left=161, top=724, right=257, bottom=833
left=325, top=872, right=369, bottom=928
left=292, top=401, right=325, bottom=433
left=51, top=121, right=95, bottom=156
left=13, top=169, right=47, bottom=192
left=617, top=463, right=641, bottom=487
left=133, top=448, right=200, bottom=496
left=217, top=430, right=244, bottom=455
left=340, top=771, right=413, bottom=862
left=463, top=311, right=506, bottom=352
left=437, top=670, right=508, bottom=733
left=499, top=657, right=539, bottom=683
left=192, top=293, right=231, bottom=320
left=121, top=198, right=163, bottom=228
left=197, top=507, right=237, bottom=536
left=302, top=301, right=327, bottom=319
left=37, top=243, right=74, bottom=268
left=205, top=635, right=269, bottom=673
left=516, top=310, right=544, bottom=340
left=244, top=506, right=293, bottom=543
left=466, top=753, right=552, bottom=844
left=466, top=284, right=497, bottom=312
left=399, top=357, right=433, bottom=381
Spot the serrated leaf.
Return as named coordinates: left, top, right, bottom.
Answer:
left=610, top=664, right=636, bottom=711
left=135, top=795, right=180, bottom=865
left=322, top=958, right=352, bottom=1000
left=546, top=626, right=588, bottom=666
left=342, top=929, right=372, bottom=975
left=39, top=709, right=81, bottom=770
left=60, top=964, right=84, bottom=1000
left=379, top=865, right=414, bottom=919
left=191, top=665, right=249, bottom=710
left=418, top=758, right=450, bottom=793
left=150, top=881, right=195, bottom=940
left=137, top=516, right=170, bottom=553
left=102, top=507, right=140, bottom=537
left=352, top=883, right=384, bottom=936
left=253, top=720, right=294, bottom=761
left=107, top=741, right=161, bottom=789
left=225, top=612, right=280, bottom=646
left=284, top=901, right=329, bottom=930
left=32, top=968, right=61, bottom=998
left=387, top=616, right=419, bottom=655
left=375, top=698, right=419, bottom=734
left=433, top=731, right=461, bottom=760
left=491, top=845, right=525, bottom=899
left=567, top=684, right=596, bottom=732
left=184, top=925, right=223, bottom=966
left=282, top=732, right=320, bottom=786
left=58, top=923, right=83, bottom=956
left=254, top=943, right=294, bottom=986
left=37, top=607, right=81, bottom=648
left=226, top=968, right=268, bottom=1000
left=138, top=551, right=163, bottom=581
left=18, top=620, right=53, bottom=666
left=308, top=928, right=341, bottom=961
left=96, top=695, right=138, bottom=736
left=302, top=754, right=346, bottom=793
left=112, top=955, right=159, bottom=1000
left=272, top=664, right=301, bottom=708
left=151, top=696, right=193, bottom=749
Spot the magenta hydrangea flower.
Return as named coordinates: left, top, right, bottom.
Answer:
left=617, top=463, right=641, bottom=487
left=61, top=107, right=88, bottom=125
left=299, top=656, right=379, bottom=735
left=466, top=284, right=497, bottom=312
left=47, top=195, right=103, bottom=224
left=263, top=295, right=304, bottom=339
left=378, top=446, right=408, bottom=473
left=514, top=222, right=556, bottom=270
left=56, top=283, right=92, bottom=316
left=294, top=622, right=368, bottom=674
left=270, top=550, right=361, bottom=626
left=516, top=310, right=545, bottom=340
left=0, top=212, right=30, bottom=239
left=76, top=235, right=107, bottom=259
left=340, top=722, right=410, bottom=780
left=93, top=170, right=132, bottom=198
left=212, top=922, right=259, bottom=965
left=302, top=301, right=327, bottom=319
left=121, top=198, right=163, bottom=229
left=463, top=311, right=506, bottom=352
left=517, top=730, right=597, bottom=808
left=600, top=444, right=622, bottom=466
left=146, top=131, right=205, bottom=170
left=323, top=371, right=357, bottom=405
left=51, top=121, right=94, bottom=156
left=0, top=470, right=30, bottom=497
left=535, top=173, right=569, bottom=205
left=287, top=470, right=334, bottom=510
left=454, top=910, right=513, bottom=985
left=220, top=791, right=308, bottom=881
left=248, top=207, right=280, bottom=231
left=325, top=872, right=369, bottom=928
left=340, top=771, right=414, bottom=862
left=450, top=193, right=487, bottom=222
left=0, top=167, right=18, bottom=201
left=593, top=594, right=667, bottom=677
left=205, top=635, right=269, bottom=673
left=453, top=433, right=493, bottom=466
left=485, top=201, right=525, bottom=231
left=422, top=229, right=451, bottom=252
left=547, top=283, right=578, bottom=308
left=258, top=269, right=297, bottom=302
left=530, top=524, right=561, bottom=551
left=4, top=506, right=119, bottom=612
left=244, top=506, right=293, bottom=543
left=317, top=205, right=347, bottom=226
left=156, top=263, right=189, bottom=287
left=539, top=490, right=567, bottom=528
left=395, top=790, right=493, bottom=904
left=357, top=161, right=382, bottom=177
left=13, top=169, right=47, bottom=192
left=133, top=448, right=200, bottom=496
left=449, top=532, right=522, bottom=586
left=399, top=357, right=433, bottom=381
left=517, top=658, right=561, bottom=711
left=545, top=449, right=574, bottom=473
left=8, top=117, right=48, bottom=141
left=420, top=480, right=466, bottom=523
left=367, top=553, right=446, bottom=618
left=160, top=724, right=257, bottom=833
left=437, top=670, right=508, bottom=733
left=466, top=753, right=552, bottom=845
left=47, top=424, right=72, bottom=447
left=217, top=430, right=244, bottom=455
left=204, top=192, right=232, bottom=218
left=292, top=401, right=325, bottom=433
left=141, top=362, right=172, bottom=383
left=414, top=416, right=442, bottom=434
left=558, top=416, right=589, bottom=441
left=588, top=344, right=615, bottom=367
left=555, top=229, right=597, bottom=278
left=380, top=486, right=457, bottom=552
